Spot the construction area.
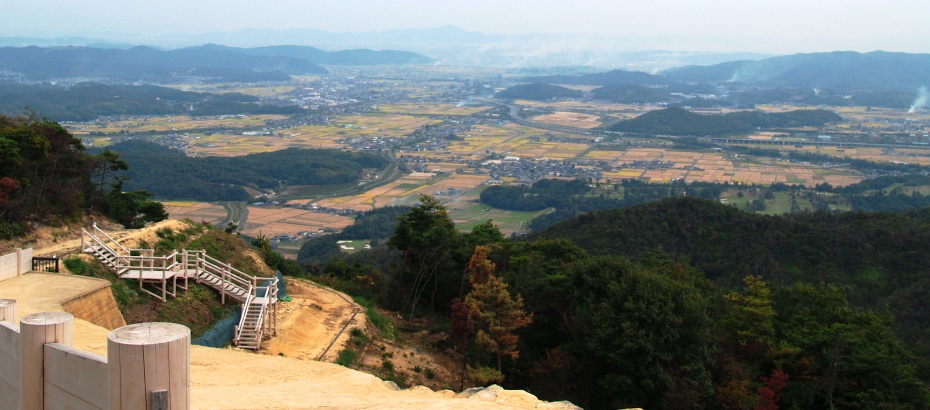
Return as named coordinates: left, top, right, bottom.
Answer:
left=0, top=221, right=581, bottom=410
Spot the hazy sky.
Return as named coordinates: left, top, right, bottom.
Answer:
left=4, top=0, right=929, bottom=53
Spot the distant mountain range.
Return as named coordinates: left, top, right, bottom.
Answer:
left=664, top=51, right=930, bottom=91
left=194, top=44, right=433, bottom=65
left=525, top=51, right=930, bottom=92
left=0, top=46, right=325, bottom=82
left=0, top=44, right=433, bottom=83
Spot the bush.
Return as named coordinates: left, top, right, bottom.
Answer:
left=335, top=348, right=358, bottom=367
left=63, top=256, right=90, bottom=275
left=0, top=221, right=24, bottom=240
left=350, top=328, right=369, bottom=347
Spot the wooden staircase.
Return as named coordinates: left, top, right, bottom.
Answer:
left=81, top=224, right=277, bottom=350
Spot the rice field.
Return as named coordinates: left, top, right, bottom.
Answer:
left=163, top=202, right=227, bottom=224
left=65, top=115, right=288, bottom=135
left=532, top=111, right=602, bottom=129
left=591, top=147, right=863, bottom=187
left=239, top=206, right=355, bottom=237
left=188, top=114, right=442, bottom=156
left=307, top=173, right=491, bottom=212
left=377, top=103, right=492, bottom=116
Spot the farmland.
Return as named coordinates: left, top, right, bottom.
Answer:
left=65, top=114, right=288, bottom=135
left=189, top=113, right=442, bottom=156
left=162, top=202, right=228, bottom=225
left=239, top=206, right=355, bottom=238
left=73, top=64, right=930, bottom=245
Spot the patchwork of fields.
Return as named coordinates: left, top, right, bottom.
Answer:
left=163, top=202, right=227, bottom=224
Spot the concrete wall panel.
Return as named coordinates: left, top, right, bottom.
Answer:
left=44, top=343, right=107, bottom=410
left=17, top=248, right=32, bottom=275
left=0, top=253, right=16, bottom=281
left=0, top=321, right=20, bottom=410
left=44, top=381, right=102, bottom=410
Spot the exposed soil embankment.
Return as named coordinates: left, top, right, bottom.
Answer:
left=263, top=278, right=364, bottom=361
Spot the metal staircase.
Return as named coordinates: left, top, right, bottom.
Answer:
left=81, top=223, right=277, bottom=350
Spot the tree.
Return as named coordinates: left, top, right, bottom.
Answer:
left=92, top=148, right=128, bottom=200
left=105, top=177, right=168, bottom=229
left=571, top=256, right=714, bottom=409
left=451, top=297, right=472, bottom=390
left=387, top=195, right=462, bottom=319
left=464, top=246, right=532, bottom=373
left=723, top=276, right=776, bottom=358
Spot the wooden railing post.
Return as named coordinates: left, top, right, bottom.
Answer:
left=108, top=322, right=191, bottom=410
left=221, top=267, right=227, bottom=304
left=20, top=312, right=74, bottom=410
left=0, top=299, right=15, bottom=323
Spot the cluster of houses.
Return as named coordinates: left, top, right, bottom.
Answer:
left=473, top=157, right=604, bottom=184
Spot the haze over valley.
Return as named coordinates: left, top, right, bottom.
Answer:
left=2, top=2, right=930, bottom=409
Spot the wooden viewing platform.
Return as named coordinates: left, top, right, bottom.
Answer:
left=81, top=224, right=278, bottom=350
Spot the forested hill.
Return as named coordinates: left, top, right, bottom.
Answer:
left=590, top=83, right=673, bottom=103
left=494, top=83, right=582, bottom=100
left=663, top=51, right=930, bottom=91
left=0, top=83, right=305, bottom=122
left=109, top=140, right=388, bottom=201
left=197, top=44, right=433, bottom=65
left=609, top=107, right=842, bottom=135
left=531, top=197, right=930, bottom=305
left=0, top=45, right=326, bottom=82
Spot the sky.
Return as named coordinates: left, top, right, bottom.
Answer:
left=3, top=0, right=930, bottom=54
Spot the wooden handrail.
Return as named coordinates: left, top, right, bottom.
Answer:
left=235, top=284, right=255, bottom=345
left=92, top=223, right=129, bottom=255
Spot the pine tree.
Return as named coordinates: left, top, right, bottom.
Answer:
left=464, top=246, right=532, bottom=372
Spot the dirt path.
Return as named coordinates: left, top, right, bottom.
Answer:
left=25, top=219, right=190, bottom=257
left=262, top=278, right=364, bottom=361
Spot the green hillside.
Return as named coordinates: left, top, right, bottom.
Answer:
left=609, top=107, right=842, bottom=135
left=110, top=140, right=388, bottom=201
left=0, top=83, right=304, bottom=122
left=495, top=83, right=582, bottom=100
left=590, top=83, right=672, bottom=103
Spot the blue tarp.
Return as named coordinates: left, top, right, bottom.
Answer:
left=257, top=271, right=287, bottom=299
left=192, top=305, right=241, bottom=348
left=192, top=271, right=287, bottom=348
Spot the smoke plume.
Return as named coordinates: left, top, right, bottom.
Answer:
left=908, top=86, right=929, bottom=113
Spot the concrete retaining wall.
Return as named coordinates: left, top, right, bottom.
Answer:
left=16, top=249, right=31, bottom=275
left=0, top=253, right=16, bottom=282
left=0, top=249, right=32, bottom=282
left=62, top=286, right=127, bottom=330
left=0, top=307, right=190, bottom=410
left=44, top=344, right=108, bottom=410
left=0, top=322, right=21, bottom=410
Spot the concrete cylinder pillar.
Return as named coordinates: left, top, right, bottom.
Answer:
left=20, top=311, right=74, bottom=410
left=108, top=322, right=191, bottom=410
left=0, top=299, right=15, bottom=323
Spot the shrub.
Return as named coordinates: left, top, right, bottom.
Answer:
left=336, top=348, right=357, bottom=367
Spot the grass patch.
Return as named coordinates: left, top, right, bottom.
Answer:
left=336, top=347, right=358, bottom=367
left=353, top=296, right=393, bottom=336
left=350, top=327, right=370, bottom=347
